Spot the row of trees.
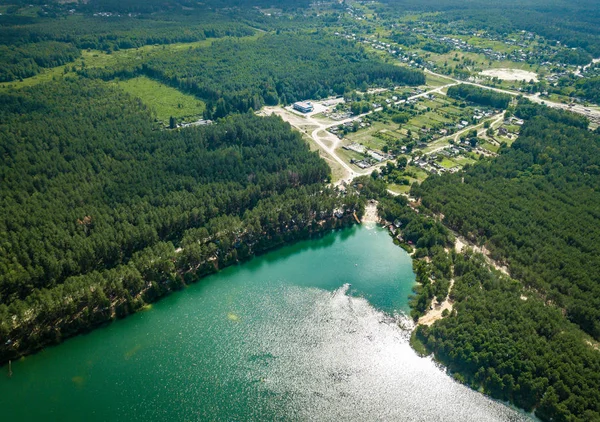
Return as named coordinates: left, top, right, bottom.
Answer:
left=446, top=84, right=512, bottom=109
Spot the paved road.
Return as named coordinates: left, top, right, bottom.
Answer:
left=265, top=66, right=599, bottom=189
left=424, top=69, right=600, bottom=123
left=306, top=83, right=458, bottom=186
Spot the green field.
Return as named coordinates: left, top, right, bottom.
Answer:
left=439, top=157, right=458, bottom=169
left=0, top=35, right=262, bottom=91
left=115, top=77, right=205, bottom=124
left=344, top=121, right=399, bottom=151
left=425, top=72, right=456, bottom=87
left=481, top=142, right=500, bottom=153
left=336, top=147, right=366, bottom=168
left=387, top=183, right=412, bottom=194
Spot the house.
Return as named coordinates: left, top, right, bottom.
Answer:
left=293, top=101, right=314, bottom=113
left=368, top=151, right=385, bottom=162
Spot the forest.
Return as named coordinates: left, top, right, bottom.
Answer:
left=381, top=0, right=600, bottom=56
left=0, top=13, right=255, bottom=54
left=0, top=8, right=258, bottom=82
left=0, top=41, right=80, bottom=82
left=0, top=1, right=599, bottom=418
left=574, top=76, right=600, bottom=105
left=446, top=84, right=512, bottom=109
left=415, top=252, right=600, bottom=421
left=412, top=103, right=600, bottom=338
left=0, top=78, right=363, bottom=362
left=405, top=102, right=600, bottom=420
left=354, top=139, right=600, bottom=421
left=103, top=33, right=426, bottom=117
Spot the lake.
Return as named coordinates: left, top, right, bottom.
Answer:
left=0, top=224, right=532, bottom=421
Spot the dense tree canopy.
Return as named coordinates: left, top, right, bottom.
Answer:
left=574, top=76, right=600, bottom=104
left=412, top=103, right=600, bottom=339
left=132, top=33, right=425, bottom=116
left=415, top=252, right=600, bottom=421
left=382, top=0, right=600, bottom=56
left=0, top=41, right=80, bottom=82
left=0, top=79, right=365, bottom=362
left=447, top=84, right=512, bottom=109
left=0, top=13, right=255, bottom=52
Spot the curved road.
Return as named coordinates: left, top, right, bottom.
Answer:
left=265, top=68, right=598, bottom=189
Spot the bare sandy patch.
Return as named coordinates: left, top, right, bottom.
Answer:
left=480, top=68, right=538, bottom=82
left=362, top=200, right=379, bottom=224
left=418, top=279, right=455, bottom=326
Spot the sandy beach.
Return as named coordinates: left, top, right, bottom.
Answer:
left=362, top=200, right=379, bottom=224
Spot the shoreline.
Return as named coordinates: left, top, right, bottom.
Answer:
left=417, top=278, right=455, bottom=326
left=1, top=214, right=359, bottom=366
left=361, top=200, right=380, bottom=224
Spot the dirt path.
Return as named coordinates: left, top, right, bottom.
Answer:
left=261, top=83, right=458, bottom=187
left=424, top=69, right=600, bottom=124
left=453, top=231, right=509, bottom=276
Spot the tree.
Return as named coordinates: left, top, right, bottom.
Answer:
left=397, top=156, right=408, bottom=169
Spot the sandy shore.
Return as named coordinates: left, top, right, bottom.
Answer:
left=418, top=279, right=455, bottom=326
left=362, top=201, right=379, bottom=224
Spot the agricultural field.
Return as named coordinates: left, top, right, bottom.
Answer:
left=425, top=72, right=455, bottom=87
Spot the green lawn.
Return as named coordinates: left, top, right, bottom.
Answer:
left=336, top=147, right=366, bottom=167
left=387, top=183, right=412, bottom=194
left=404, top=165, right=429, bottom=183
left=481, top=142, right=500, bottom=153
left=454, top=156, right=477, bottom=165
left=344, top=121, right=399, bottom=151
left=115, top=77, right=205, bottom=124
left=440, top=157, right=458, bottom=169
left=0, top=65, right=72, bottom=90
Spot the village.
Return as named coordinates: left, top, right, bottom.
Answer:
left=335, top=1, right=600, bottom=112
left=271, top=80, right=519, bottom=194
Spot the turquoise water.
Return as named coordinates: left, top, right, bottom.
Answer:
left=0, top=225, right=531, bottom=421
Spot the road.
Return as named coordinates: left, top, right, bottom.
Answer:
left=263, top=83, right=458, bottom=186
left=264, top=67, right=598, bottom=189
left=425, top=111, right=505, bottom=156
left=424, top=69, right=600, bottom=123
